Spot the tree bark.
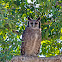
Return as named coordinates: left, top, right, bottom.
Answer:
left=6, top=55, right=62, bottom=62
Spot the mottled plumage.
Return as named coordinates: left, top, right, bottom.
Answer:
left=21, top=17, right=41, bottom=56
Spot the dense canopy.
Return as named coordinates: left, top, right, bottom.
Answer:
left=0, top=0, right=62, bottom=62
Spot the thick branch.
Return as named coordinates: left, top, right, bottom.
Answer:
left=7, top=55, right=62, bottom=62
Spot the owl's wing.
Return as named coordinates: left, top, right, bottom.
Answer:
left=22, top=29, right=28, bottom=41
left=21, top=29, right=28, bottom=55
left=21, top=42, right=25, bottom=55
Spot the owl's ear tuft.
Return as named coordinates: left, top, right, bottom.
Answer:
left=28, top=17, right=31, bottom=21
left=36, top=17, right=41, bottom=21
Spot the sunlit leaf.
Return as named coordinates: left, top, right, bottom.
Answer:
left=0, top=0, right=62, bottom=61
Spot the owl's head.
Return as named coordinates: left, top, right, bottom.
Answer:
left=27, top=17, right=41, bottom=29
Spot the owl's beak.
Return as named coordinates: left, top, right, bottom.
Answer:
left=33, top=23, right=35, bottom=27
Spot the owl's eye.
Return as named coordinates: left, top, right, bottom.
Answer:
left=35, top=23, right=38, bottom=24
left=31, top=23, right=33, bottom=24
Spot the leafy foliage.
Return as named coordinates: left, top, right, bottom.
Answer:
left=0, top=0, right=62, bottom=62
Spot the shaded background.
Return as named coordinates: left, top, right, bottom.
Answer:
left=0, top=0, right=62, bottom=62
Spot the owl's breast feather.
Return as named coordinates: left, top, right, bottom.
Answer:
left=22, top=27, right=41, bottom=55
left=29, top=33, right=38, bottom=54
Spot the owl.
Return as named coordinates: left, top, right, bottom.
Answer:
left=21, top=17, right=41, bottom=56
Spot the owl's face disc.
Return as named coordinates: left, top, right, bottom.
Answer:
left=27, top=17, right=41, bottom=29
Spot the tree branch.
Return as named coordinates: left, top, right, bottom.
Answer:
left=6, top=55, right=62, bottom=62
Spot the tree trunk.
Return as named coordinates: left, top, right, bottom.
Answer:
left=6, top=55, right=62, bottom=62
